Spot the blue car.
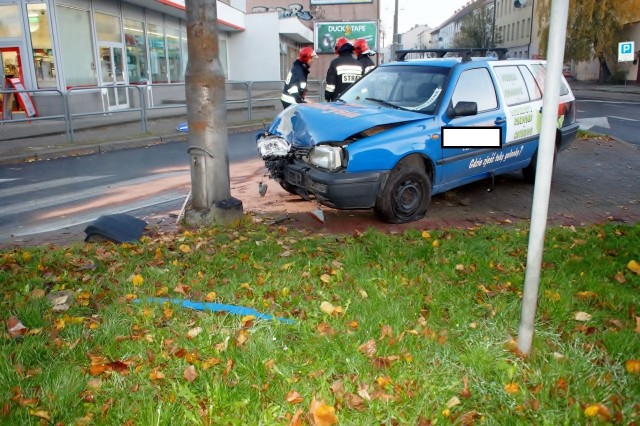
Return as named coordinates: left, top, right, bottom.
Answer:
left=257, top=49, right=579, bottom=223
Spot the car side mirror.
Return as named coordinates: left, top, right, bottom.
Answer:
left=452, top=101, right=478, bottom=117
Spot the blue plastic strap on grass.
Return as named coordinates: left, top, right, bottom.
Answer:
left=140, top=297, right=295, bottom=324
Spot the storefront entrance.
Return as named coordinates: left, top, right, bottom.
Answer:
left=1, top=45, right=26, bottom=119
left=99, top=43, right=129, bottom=110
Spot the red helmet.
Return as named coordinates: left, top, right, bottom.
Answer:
left=354, top=39, right=374, bottom=56
left=334, top=37, right=353, bottom=54
left=298, top=47, right=318, bottom=64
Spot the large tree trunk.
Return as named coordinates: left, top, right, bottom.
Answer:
left=184, top=0, right=243, bottom=225
left=597, top=55, right=611, bottom=84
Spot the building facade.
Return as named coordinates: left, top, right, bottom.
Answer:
left=1, top=0, right=382, bottom=118
left=246, top=0, right=380, bottom=81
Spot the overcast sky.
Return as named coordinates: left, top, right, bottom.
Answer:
left=379, top=0, right=472, bottom=43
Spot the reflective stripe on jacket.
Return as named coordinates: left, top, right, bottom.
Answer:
left=358, top=55, right=376, bottom=75
left=281, top=59, right=310, bottom=105
left=324, top=52, right=363, bottom=102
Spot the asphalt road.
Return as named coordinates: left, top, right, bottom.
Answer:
left=576, top=97, right=640, bottom=145
left=1, top=130, right=638, bottom=249
left=0, top=132, right=256, bottom=245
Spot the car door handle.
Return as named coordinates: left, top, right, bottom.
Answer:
left=494, top=118, right=506, bottom=125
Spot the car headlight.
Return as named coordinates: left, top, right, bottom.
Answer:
left=257, top=136, right=291, bottom=157
left=309, top=145, right=343, bottom=171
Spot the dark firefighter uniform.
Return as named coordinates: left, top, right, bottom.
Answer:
left=358, top=54, right=376, bottom=75
left=324, top=52, right=363, bottom=102
left=281, top=59, right=310, bottom=109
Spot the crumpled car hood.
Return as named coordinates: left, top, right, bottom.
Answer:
left=267, top=102, right=427, bottom=147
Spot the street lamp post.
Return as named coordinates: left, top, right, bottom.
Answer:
left=391, top=0, right=399, bottom=61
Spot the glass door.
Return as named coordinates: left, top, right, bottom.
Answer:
left=99, top=43, right=129, bottom=110
left=1, top=46, right=25, bottom=119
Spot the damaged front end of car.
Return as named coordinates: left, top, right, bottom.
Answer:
left=256, top=102, right=423, bottom=208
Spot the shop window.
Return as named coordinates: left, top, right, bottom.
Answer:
left=219, top=38, right=228, bottom=79
left=148, top=24, right=167, bottom=83
left=124, top=19, right=148, bottom=84
left=28, top=3, right=56, bottom=88
left=0, top=5, right=22, bottom=38
left=56, top=5, right=96, bottom=87
left=95, top=12, right=122, bottom=43
left=167, top=28, right=181, bottom=83
left=181, top=31, right=187, bottom=78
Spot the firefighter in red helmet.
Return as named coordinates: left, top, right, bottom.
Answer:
left=281, top=46, right=318, bottom=109
left=324, top=37, right=363, bottom=102
left=353, top=38, right=376, bottom=75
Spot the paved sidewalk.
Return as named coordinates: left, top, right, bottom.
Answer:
left=0, top=81, right=639, bottom=166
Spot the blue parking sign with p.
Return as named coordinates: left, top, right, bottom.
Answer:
left=618, top=41, right=634, bottom=62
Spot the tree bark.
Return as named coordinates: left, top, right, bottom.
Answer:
left=184, top=0, right=243, bottom=225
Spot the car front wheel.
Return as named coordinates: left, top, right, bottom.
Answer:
left=374, top=166, right=431, bottom=224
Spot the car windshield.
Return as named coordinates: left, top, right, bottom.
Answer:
left=340, top=65, right=449, bottom=115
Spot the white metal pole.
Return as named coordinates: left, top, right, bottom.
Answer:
left=517, top=0, right=570, bottom=356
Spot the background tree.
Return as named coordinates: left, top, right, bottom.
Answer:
left=536, top=0, right=640, bottom=83
left=453, top=4, right=502, bottom=49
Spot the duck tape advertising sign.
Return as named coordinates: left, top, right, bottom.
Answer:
left=314, top=21, right=378, bottom=54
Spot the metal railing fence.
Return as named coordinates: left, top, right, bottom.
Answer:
left=1, top=80, right=325, bottom=143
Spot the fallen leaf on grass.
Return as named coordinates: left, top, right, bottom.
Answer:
left=614, top=272, right=626, bottom=283
left=235, top=329, right=250, bottom=346
left=184, top=365, right=198, bottom=382
left=460, top=376, right=471, bottom=399
left=149, top=368, right=165, bottom=381
left=201, top=357, right=222, bottom=370
left=627, top=260, right=640, bottom=275
left=345, top=393, right=366, bottom=411
left=173, top=283, right=190, bottom=296
left=371, top=356, right=400, bottom=369
left=574, top=312, right=592, bottom=322
left=446, top=396, right=461, bottom=408
left=29, top=410, right=51, bottom=421
left=576, top=291, right=598, bottom=300
left=625, top=360, right=640, bottom=374
left=320, top=301, right=343, bottom=316
left=187, top=327, right=202, bottom=338
left=504, top=383, right=519, bottom=394
left=131, top=274, right=144, bottom=286
left=241, top=315, right=256, bottom=327
left=309, top=397, right=338, bottom=426
left=358, top=339, right=377, bottom=357
left=286, top=390, right=303, bottom=404
left=316, top=322, right=336, bottom=336
left=6, top=316, right=28, bottom=338
left=289, top=408, right=304, bottom=426
left=89, top=360, right=129, bottom=376
left=584, top=403, right=611, bottom=420
left=458, top=411, right=480, bottom=425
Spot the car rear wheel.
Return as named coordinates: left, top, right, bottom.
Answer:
left=374, top=166, right=431, bottom=223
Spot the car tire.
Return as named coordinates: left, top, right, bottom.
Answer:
left=374, top=166, right=431, bottom=224
left=522, top=145, right=557, bottom=184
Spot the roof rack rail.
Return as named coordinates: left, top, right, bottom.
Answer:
left=395, top=48, right=508, bottom=62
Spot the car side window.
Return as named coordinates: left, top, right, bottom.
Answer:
left=519, top=65, right=542, bottom=100
left=493, top=65, right=530, bottom=106
left=451, top=68, right=498, bottom=112
left=530, top=64, right=570, bottom=96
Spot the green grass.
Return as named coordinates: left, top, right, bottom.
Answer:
left=1, top=221, right=639, bottom=425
